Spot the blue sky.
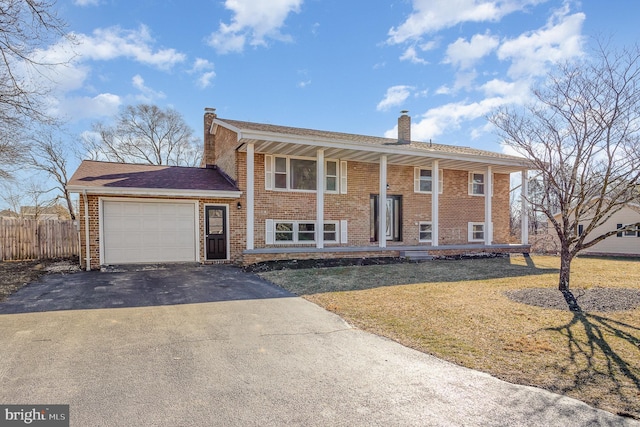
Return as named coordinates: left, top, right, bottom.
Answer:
left=37, top=0, right=640, bottom=157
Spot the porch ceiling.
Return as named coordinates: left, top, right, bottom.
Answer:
left=237, top=138, right=529, bottom=174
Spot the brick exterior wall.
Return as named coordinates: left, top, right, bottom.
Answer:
left=79, top=119, right=515, bottom=269
left=247, top=153, right=511, bottom=250
left=78, top=194, right=245, bottom=270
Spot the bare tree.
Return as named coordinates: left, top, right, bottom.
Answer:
left=82, top=104, right=202, bottom=166
left=29, top=129, right=76, bottom=219
left=490, top=42, right=640, bottom=292
left=0, top=0, right=70, bottom=179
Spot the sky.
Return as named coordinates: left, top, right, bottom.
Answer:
left=19, top=0, right=640, bottom=181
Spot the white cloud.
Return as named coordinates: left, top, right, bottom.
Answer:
left=131, top=74, right=166, bottom=102
left=388, top=0, right=545, bottom=44
left=74, top=0, right=99, bottom=5
left=297, top=80, right=311, bottom=88
left=444, top=33, right=499, bottom=70
left=377, top=85, right=414, bottom=111
left=400, top=46, right=428, bottom=64
left=384, top=97, right=508, bottom=141
left=207, top=0, right=303, bottom=54
left=52, top=93, right=122, bottom=121
left=189, top=58, right=216, bottom=88
left=498, top=7, right=585, bottom=78
left=197, top=72, right=216, bottom=89
left=27, top=25, right=187, bottom=121
left=73, top=25, right=186, bottom=70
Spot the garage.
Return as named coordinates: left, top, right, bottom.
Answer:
left=102, top=200, right=197, bottom=265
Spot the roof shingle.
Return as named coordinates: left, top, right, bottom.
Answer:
left=68, top=161, right=239, bottom=192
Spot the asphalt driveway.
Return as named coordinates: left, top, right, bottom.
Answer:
left=0, top=265, right=636, bottom=426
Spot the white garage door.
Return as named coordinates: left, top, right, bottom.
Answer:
left=102, top=200, right=197, bottom=264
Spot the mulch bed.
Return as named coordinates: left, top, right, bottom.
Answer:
left=505, top=288, right=640, bottom=312
left=243, top=257, right=412, bottom=272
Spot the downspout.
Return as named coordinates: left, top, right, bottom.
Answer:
left=82, top=190, right=91, bottom=271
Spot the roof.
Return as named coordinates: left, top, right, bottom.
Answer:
left=214, top=117, right=533, bottom=174
left=67, top=160, right=242, bottom=198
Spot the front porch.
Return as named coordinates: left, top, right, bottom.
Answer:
left=242, top=243, right=531, bottom=266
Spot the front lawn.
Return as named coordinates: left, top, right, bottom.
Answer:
left=259, top=255, right=640, bottom=420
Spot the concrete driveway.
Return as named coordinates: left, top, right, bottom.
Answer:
left=0, top=265, right=636, bottom=426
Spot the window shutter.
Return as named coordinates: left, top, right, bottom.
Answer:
left=340, top=220, right=348, bottom=243
left=264, top=155, right=273, bottom=190
left=616, top=223, right=623, bottom=237
left=340, top=161, right=348, bottom=194
left=468, top=172, right=473, bottom=194
left=414, top=167, right=420, bottom=193
left=438, top=169, right=443, bottom=194
left=265, top=219, right=274, bottom=244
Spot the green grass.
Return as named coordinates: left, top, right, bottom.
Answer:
left=260, top=255, right=640, bottom=419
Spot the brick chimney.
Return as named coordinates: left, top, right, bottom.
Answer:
left=203, top=107, right=217, bottom=166
left=398, top=110, right=411, bottom=144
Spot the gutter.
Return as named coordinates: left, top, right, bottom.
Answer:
left=82, top=190, right=91, bottom=271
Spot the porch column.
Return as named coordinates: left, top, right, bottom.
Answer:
left=379, top=155, right=387, bottom=248
left=521, top=170, right=529, bottom=245
left=485, top=165, right=493, bottom=245
left=246, top=142, right=255, bottom=250
left=431, top=160, right=439, bottom=246
left=316, top=149, right=325, bottom=249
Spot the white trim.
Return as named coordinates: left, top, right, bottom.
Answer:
left=414, top=167, right=443, bottom=194
left=265, top=219, right=275, bottom=244
left=323, top=221, right=339, bottom=243
left=340, top=219, right=348, bottom=243
left=485, top=166, right=493, bottom=245
left=468, top=222, right=485, bottom=242
left=419, top=221, right=433, bottom=242
left=99, top=197, right=200, bottom=265
left=379, top=155, right=387, bottom=248
left=521, top=170, right=529, bottom=245
left=432, top=160, right=439, bottom=246
left=68, top=186, right=241, bottom=199
left=247, top=143, right=255, bottom=250
left=340, top=161, right=348, bottom=194
left=316, top=149, right=325, bottom=249
left=325, top=159, right=339, bottom=193
left=264, top=154, right=273, bottom=191
left=219, top=119, right=531, bottom=169
left=204, top=203, right=231, bottom=262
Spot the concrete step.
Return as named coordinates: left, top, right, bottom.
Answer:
left=400, top=250, right=434, bottom=260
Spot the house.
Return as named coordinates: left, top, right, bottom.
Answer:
left=0, top=209, right=19, bottom=219
left=550, top=204, right=640, bottom=257
left=19, top=204, right=71, bottom=220
left=67, top=109, right=532, bottom=270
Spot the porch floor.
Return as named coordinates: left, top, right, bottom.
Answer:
left=244, top=243, right=530, bottom=256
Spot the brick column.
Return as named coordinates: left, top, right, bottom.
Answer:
left=246, top=143, right=254, bottom=250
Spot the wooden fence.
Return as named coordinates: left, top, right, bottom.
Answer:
left=0, top=218, right=79, bottom=261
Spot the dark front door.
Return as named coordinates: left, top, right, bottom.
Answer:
left=205, top=206, right=227, bottom=260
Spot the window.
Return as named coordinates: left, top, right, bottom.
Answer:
left=617, top=223, right=640, bottom=237
left=469, top=172, right=485, bottom=195
left=266, top=220, right=342, bottom=244
left=326, top=160, right=338, bottom=192
left=290, top=158, right=316, bottom=190
left=265, top=156, right=346, bottom=192
left=414, top=168, right=443, bottom=193
left=419, top=222, right=432, bottom=242
left=274, top=157, right=287, bottom=189
left=468, top=222, right=485, bottom=242
left=323, top=222, right=338, bottom=243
